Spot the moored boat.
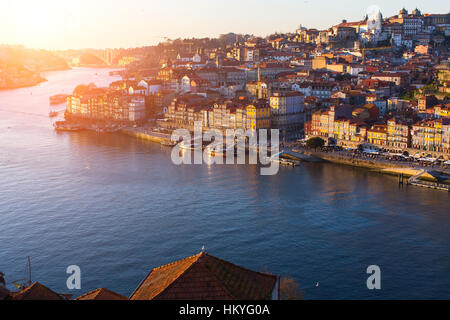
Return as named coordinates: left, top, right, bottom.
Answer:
left=179, top=138, right=203, bottom=150
left=270, top=157, right=299, bottom=167
left=161, top=140, right=177, bottom=147
left=205, top=142, right=235, bottom=157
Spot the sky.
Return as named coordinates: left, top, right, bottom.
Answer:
left=0, top=0, right=448, bottom=50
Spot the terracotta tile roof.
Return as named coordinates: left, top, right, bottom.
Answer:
left=10, top=282, right=65, bottom=300
left=75, top=287, right=127, bottom=300
left=130, top=252, right=278, bottom=300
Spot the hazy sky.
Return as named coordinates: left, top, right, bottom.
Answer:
left=1, top=0, right=448, bottom=50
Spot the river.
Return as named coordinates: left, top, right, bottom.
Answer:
left=0, top=68, right=449, bottom=300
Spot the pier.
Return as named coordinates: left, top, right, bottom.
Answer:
left=407, top=180, right=450, bottom=191
left=407, top=170, right=450, bottom=192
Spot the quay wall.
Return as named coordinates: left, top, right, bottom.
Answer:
left=311, top=152, right=401, bottom=170
left=309, top=151, right=450, bottom=177
left=120, top=128, right=168, bottom=143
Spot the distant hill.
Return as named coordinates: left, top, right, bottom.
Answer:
left=0, top=45, right=69, bottom=89
left=0, top=45, right=69, bottom=72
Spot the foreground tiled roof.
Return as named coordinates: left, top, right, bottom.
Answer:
left=75, top=287, right=127, bottom=300
left=10, top=282, right=65, bottom=300
left=130, top=252, right=278, bottom=300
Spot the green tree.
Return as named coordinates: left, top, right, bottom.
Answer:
left=306, top=137, right=325, bottom=150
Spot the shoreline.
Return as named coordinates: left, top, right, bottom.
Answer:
left=310, top=151, right=449, bottom=172
left=306, top=150, right=450, bottom=182
left=0, top=66, right=118, bottom=91
left=117, top=129, right=450, bottom=177
left=0, top=78, right=47, bottom=91
left=119, top=128, right=170, bottom=144
left=0, top=66, right=70, bottom=91
left=71, top=64, right=120, bottom=69
left=38, top=66, right=71, bottom=72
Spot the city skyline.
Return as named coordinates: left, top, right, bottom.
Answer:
left=1, top=0, right=448, bottom=50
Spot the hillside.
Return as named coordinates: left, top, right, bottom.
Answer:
left=0, top=46, right=69, bottom=89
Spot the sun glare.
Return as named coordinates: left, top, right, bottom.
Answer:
left=16, top=2, right=58, bottom=31
left=5, top=0, right=70, bottom=48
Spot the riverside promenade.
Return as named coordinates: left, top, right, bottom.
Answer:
left=299, top=148, right=450, bottom=186
left=308, top=150, right=450, bottom=174
left=118, top=127, right=450, bottom=189
left=120, top=127, right=173, bottom=144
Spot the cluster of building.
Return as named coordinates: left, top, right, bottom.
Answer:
left=294, top=8, right=448, bottom=50
left=65, top=81, right=151, bottom=123
left=64, top=7, right=449, bottom=154
left=308, top=101, right=450, bottom=153
left=163, top=89, right=304, bottom=137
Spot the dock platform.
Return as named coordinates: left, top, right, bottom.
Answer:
left=407, top=169, right=450, bottom=191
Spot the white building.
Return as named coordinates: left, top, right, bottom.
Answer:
left=292, top=83, right=312, bottom=96
left=181, top=75, right=191, bottom=92
left=348, top=64, right=365, bottom=76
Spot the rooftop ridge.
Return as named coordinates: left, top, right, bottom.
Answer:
left=75, top=287, right=103, bottom=300
left=76, top=287, right=127, bottom=300
left=129, top=252, right=203, bottom=299
left=11, top=281, right=65, bottom=300
left=151, top=252, right=202, bottom=271
left=149, top=251, right=230, bottom=300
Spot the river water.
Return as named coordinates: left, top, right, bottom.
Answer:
left=0, top=68, right=449, bottom=300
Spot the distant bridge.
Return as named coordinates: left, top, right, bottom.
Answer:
left=73, top=49, right=115, bottom=66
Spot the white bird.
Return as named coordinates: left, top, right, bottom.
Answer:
left=315, top=282, right=319, bottom=287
